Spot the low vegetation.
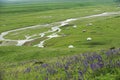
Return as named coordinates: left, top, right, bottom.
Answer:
left=0, top=0, right=120, bottom=80
left=0, top=48, right=120, bottom=80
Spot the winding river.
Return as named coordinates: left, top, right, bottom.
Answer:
left=0, top=11, right=120, bottom=47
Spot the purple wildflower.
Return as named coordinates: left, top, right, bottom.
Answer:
left=24, top=67, right=31, bottom=73
left=41, top=63, right=49, bottom=68
left=97, top=61, right=104, bottom=68
left=45, top=77, right=48, bottom=80
left=78, top=70, right=83, bottom=76
left=90, top=63, right=99, bottom=71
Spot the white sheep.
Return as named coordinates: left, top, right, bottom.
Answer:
left=87, top=37, right=92, bottom=41
left=68, top=45, right=74, bottom=48
left=73, top=25, right=77, bottom=28
left=82, top=30, right=86, bottom=32
left=86, top=23, right=93, bottom=26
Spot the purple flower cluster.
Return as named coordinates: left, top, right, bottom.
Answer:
left=3, top=48, right=120, bottom=80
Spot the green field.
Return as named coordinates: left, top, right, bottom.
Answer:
left=0, top=0, right=120, bottom=80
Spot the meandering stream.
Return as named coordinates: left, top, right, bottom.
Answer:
left=0, top=11, right=120, bottom=47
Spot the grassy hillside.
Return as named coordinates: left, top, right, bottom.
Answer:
left=0, top=0, right=120, bottom=80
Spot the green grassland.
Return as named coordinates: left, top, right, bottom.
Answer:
left=0, top=0, right=120, bottom=80
left=0, top=0, right=115, bottom=33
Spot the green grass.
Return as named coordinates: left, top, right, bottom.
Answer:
left=44, top=15, right=120, bottom=49
left=0, top=46, right=97, bottom=63
left=1, top=4, right=120, bottom=40
left=0, top=2, right=118, bottom=33
left=0, top=1, right=120, bottom=80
